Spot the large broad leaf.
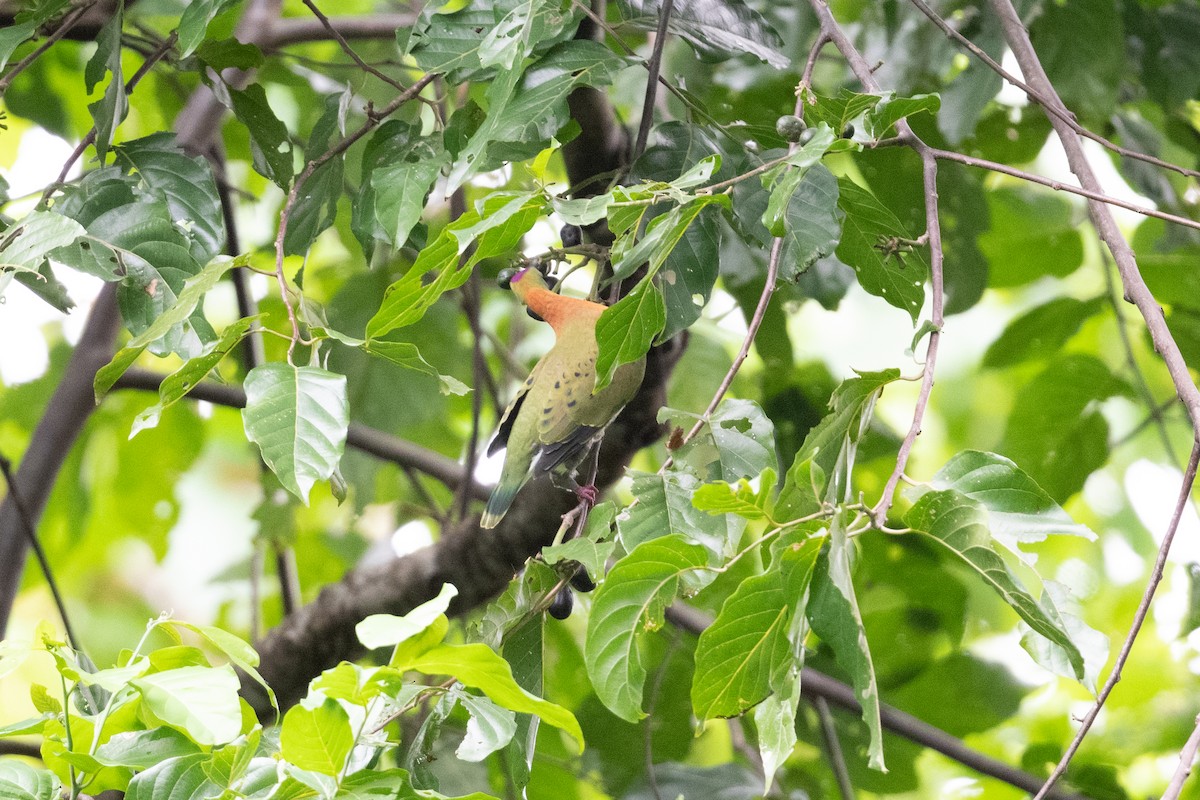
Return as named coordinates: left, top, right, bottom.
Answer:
left=593, top=278, right=666, bottom=392
left=242, top=364, right=350, bottom=504
left=778, top=165, right=844, bottom=282
left=114, top=133, right=225, bottom=262
left=611, top=194, right=729, bottom=282
left=124, top=754, right=217, bottom=800
left=659, top=398, right=776, bottom=482
left=1019, top=580, right=1110, bottom=692
left=761, top=127, right=837, bottom=237
left=0, top=761, right=61, bottom=800
left=1001, top=354, right=1131, bottom=502
left=921, top=450, right=1095, bottom=558
left=365, top=121, right=448, bottom=251
left=660, top=204, right=721, bottom=338
left=978, top=186, right=1084, bottom=288
left=618, top=469, right=744, bottom=558
left=619, top=0, right=786, bottom=67
left=835, top=179, right=928, bottom=323
left=280, top=697, right=354, bottom=776
left=981, top=296, right=1106, bottom=368
left=92, top=728, right=202, bottom=770
left=807, top=519, right=885, bottom=771
left=402, top=643, right=583, bottom=748
left=691, top=535, right=821, bottom=719
left=905, top=489, right=1088, bottom=683
left=585, top=535, right=710, bottom=722
left=132, top=666, right=242, bottom=746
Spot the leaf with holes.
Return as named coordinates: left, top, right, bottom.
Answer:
left=242, top=364, right=349, bottom=504
left=659, top=398, right=776, bottom=482
left=618, top=469, right=744, bottom=558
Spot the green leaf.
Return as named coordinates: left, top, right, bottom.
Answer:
left=659, top=204, right=720, bottom=339
left=114, top=133, right=226, bottom=262
left=762, top=126, right=837, bottom=237
left=612, top=195, right=729, bottom=282
left=618, top=469, right=744, bottom=558
left=478, top=0, right=579, bottom=70
left=405, top=1, right=496, bottom=81
left=125, top=754, right=216, bottom=800
left=132, top=666, right=243, bottom=746
left=692, top=480, right=767, bottom=521
left=862, top=93, right=941, bottom=139
left=158, top=619, right=275, bottom=711
left=659, top=398, right=776, bottom=482
left=584, top=534, right=710, bottom=722
left=795, top=368, right=900, bottom=481
left=0, top=0, right=69, bottom=71
left=456, top=690, right=518, bottom=762
left=177, top=0, right=241, bottom=58
left=982, top=296, right=1105, bottom=368
left=94, top=255, right=245, bottom=399
left=1019, top=580, right=1110, bottom=692
left=368, top=123, right=448, bottom=249
left=92, top=728, right=202, bottom=770
left=692, top=535, right=821, bottom=719
left=86, top=6, right=127, bottom=161
left=228, top=83, right=294, bottom=189
left=0, top=761, right=62, bottom=800
left=357, top=583, right=459, bottom=649
left=242, top=364, right=350, bottom=504
left=403, top=643, right=584, bottom=748
left=130, top=314, right=261, bottom=436
left=808, top=518, right=885, bottom=771
left=835, top=178, right=929, bottom=323
left=366, top=193, right=544, bottom=339
left=620, top=0, right=786, bottom=67
left=364, top=340, right=469, bottom=396
left=922, top=450, right=1096, bottom=557
left=541, top=529, right=616, bottom=584
left=774, top=456, right=826, bottom=523
left=978, top=187, right=1084, bottom=288
left=284, top=93, right=347, bottom=256
left=194, top=37, right=265, bottom=72
left=593, top=279, right=665, bottom=392
left=905, top=489, right=1087, bottom=683
left=0, top=212, right=86, bottom=291
left=801, top=89, right=888, bottom=133
left=1002, top=354, right=1131, bottom=502
left=280, top=697, right=354, bottom=776
left=1029, top=0, right=1124, bottom=120
left=753, top=684, right=799, bottom=793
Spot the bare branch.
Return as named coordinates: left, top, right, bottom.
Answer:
left=1163, top=713, right=1200, bottom=800
left=632, top=0, right=676, bottom=160
left=813, top=696, right=854, bottom=800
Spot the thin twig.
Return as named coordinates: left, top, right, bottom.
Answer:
left=0, top=1, right=95, bottom=94
left=1044, top=443, right=1200, bottom=799
left=920, top=146, right=1200, bottom=235
left=799, top=32, right=830, bottom=91
left=1163, top=713, right=1200, bottom=800
left=0, top=455, right=79, bottom=650
left=906, top=0, right=1200, bottom=182
left=871, top=141, right=943, bottom=525
left=814, top=696, right=854, bottom=800
left=632, top=0, right=676, bottom=160
left=298, top=0, right=410, bottom=92
left=273, top=72, right=438, bottom=359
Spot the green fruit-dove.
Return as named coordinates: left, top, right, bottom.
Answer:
left=481, top=267, right=646, bottom=529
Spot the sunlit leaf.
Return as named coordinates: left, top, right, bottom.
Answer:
left=280, top=697, right=354, bottom=776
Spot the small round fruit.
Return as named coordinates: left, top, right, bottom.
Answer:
left=797, top=127, right=817, bottom=146
left=841, top=123, right=855, bottom=140
left=570, top=568, right=596, bottom=593
left=775, top=114, right=807, bottom=142
left=560, top=224, right=583, bottom=247
left=496, top=267, right=519, bottom=289
left=548, top=587, right=574, bottom=620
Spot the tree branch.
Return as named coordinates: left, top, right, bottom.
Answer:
left=1163, top=713, right=1200, bottom=800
